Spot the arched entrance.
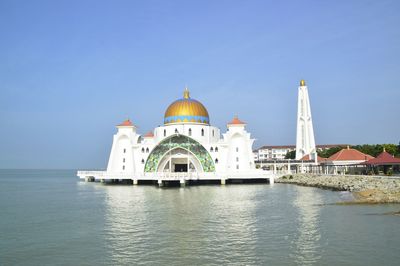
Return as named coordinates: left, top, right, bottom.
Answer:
left=144, top=134, right=215, bottom=173
left=157, top=148, right=203, bottom=173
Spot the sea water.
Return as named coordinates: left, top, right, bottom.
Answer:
left=0, top=170, right=399, bottom=265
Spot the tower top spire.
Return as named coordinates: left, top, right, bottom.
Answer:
left=183, top=86, right=190, bottom=99
left=300, top=79, right=306, bottom=86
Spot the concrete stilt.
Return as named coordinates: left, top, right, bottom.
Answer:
left=221, top=179, right=226, bottom=185
left=180, top=179, right=186, bottom=187
left=269, top=177, right=275, bottom=185
left=100, top=179, right=105, bottom=184
left=133, top=179, right=138, bottom=185
left=158, top=179, right=163, bottom=187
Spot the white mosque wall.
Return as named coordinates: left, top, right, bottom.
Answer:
left=106, top=127, right=138, bottom=173
left=223, top=126, right=255, bottom=172
left=106, top=122, right=256, bottom=176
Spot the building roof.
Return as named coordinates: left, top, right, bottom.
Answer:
left=144, top=131, right=154, bottom=138
left=327, top=146, right=374, bottom=161
left=363, top=151, right=400, bottom=165
left=227, top=116, right=246, bottom=125
left=164, top=88, right=210, bottom=125
left=117, top=119, right=135, bottom=127
left=254, top=144, right=348, bottom=152
left=255, top=145, right=296, bottom=151
left=300, top=154, right=326, bottom=162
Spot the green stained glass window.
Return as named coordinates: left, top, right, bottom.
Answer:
left=144, top=135, right=215, bottom=172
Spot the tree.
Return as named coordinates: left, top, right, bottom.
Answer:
left=317, top=146, right=343, bottom=158
left=285, top=150, right=296, bottom=159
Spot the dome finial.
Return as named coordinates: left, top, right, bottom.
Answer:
left=183, top=86, right=190, bottom=99
left=300, top=79, right=306, bottom=86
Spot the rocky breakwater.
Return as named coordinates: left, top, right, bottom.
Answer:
left=276, top=174, right=400, bottom=203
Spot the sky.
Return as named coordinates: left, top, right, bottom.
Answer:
left=0, top=0, right=399, bottom=169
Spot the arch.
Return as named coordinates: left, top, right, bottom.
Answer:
left=156, top=147, right=203, bottom=173
left=144, top=134, right=215, bottom=172
left=210, top=147, right=214, bottom=152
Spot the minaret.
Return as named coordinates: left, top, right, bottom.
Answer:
left=296, top=80, right=316, bottom=160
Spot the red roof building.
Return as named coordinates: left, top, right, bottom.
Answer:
left=363, top=150, right=400, bottom=165
left=144, top=131, right=154, bottom=138
left=300, top=154, right=326, bottom=162
left=227, top=116, right=246, bottom=126
left=117, top=119, right=135, bottom=127
left=324, top=146, right=374, bottom=165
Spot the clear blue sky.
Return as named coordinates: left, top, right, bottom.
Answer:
left=0, top=0, right=399, bottom=169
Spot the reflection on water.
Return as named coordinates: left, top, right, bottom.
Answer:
left=291, top=186, right=322, bottom=265
left=101, top=185, right=260, bottom=265
left=2, top=170, right=400, bottom=266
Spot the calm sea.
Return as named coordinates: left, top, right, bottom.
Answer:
left=0, top=169, right=399, bottom=265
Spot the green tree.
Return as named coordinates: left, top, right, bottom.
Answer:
left=285, top=150, right=296, bottom=159
left=317, top=146, right=343, bottom=158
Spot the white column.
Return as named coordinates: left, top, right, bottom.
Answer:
left=296, top=80, right=316, bottom=160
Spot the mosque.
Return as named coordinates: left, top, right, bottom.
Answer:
left=78, top=87, right=272, bottom=185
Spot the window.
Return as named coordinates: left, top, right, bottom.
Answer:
left=122, top=165, right=125, bottom=170
left=212, top=130, right=214, bottom=137
left=210, top=147, right=214, bottom=152
left=236, top=157, right=239, bottom=162
left=141, top=159, right=145, bottom=164
left=236, top=147, right=239, bottom=152
left=175, top=128, right=178, bottom=134
left=123, top=148, right=126, bottom=153
left=141, top=148, right=145, bottom=153
left=236, top=165, right=239, bottom=170
left=201, top=128, right=204, bottom=136
left=188, top=128, right=192, bottom=136
left=164, top=129, right=166, bottom=137
left=215, top=147, right=218, bottom=152
left=146, top=147, right=149, bottom=153
left=123, top=158, right=125, bottom=163
left=215, top=158, right=218, bottom=164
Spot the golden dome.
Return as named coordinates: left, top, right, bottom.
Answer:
left=164, top=88, right=210, bottom=125
left=300, top=79, right=306, bottom=86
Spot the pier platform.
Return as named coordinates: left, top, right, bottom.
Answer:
left=77, top=170, right=276, bottom=186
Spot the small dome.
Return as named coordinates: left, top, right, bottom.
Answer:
left=164, top=88, right=210, bottom=125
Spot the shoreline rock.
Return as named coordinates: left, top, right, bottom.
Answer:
left=276, top=174, right=400, bottom=204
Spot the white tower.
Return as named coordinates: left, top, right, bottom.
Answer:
left=296, top=80, right=316, bottom=160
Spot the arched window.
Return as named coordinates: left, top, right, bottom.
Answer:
left=123, top=158, right=125, bottom=163
left=212, top=130, right=214, bottom=137
left=146, top=147, right=149, bottom=153
left=141, top=159, right=145, bottom=164
left=188, top=128, right=192, bottom=136
left=175, top=128, right=178, bottom=134
left=122, top=165, right=125, bottom=170
left=123, top=149, right=126, bottom=153
left=236, top=147, right=239, bottom=152
left=201, top=128, right=204, bottom=136
left=215, top=158, right=218, bottom=164
left=215, top=147, right=218, bottom=152
left=141, top=147, right=145, bottom=153
left=236, top=157, right=239, bottom=162
left=164, top=129, right=166, bottom=137
left=210, top=147, right=214, bottom=152
left=236, top=165, right=239, bottom=170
